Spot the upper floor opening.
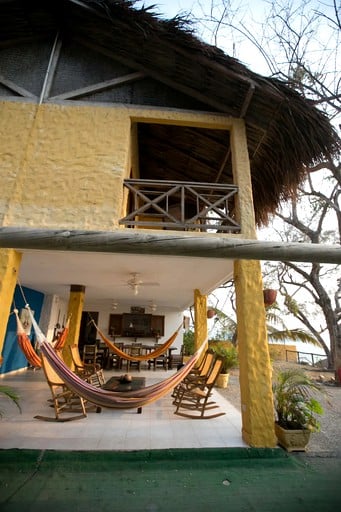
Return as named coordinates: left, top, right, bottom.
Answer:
left=120, top=122, right=241, bottom=233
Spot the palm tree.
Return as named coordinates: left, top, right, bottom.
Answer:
left=0, top=386, right=21, bottom=418
left=210, top=305, right=321, bottom=348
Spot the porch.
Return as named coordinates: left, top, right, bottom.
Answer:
left=0, top=366, right=246, bottom=451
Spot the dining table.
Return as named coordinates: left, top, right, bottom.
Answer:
left=115, top=344, right=178, bottom=370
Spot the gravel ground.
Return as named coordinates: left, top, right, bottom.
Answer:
left=216, top=362, right=341, bottom=455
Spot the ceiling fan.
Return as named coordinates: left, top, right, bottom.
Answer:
left=126, top=273, right=160, bottom=295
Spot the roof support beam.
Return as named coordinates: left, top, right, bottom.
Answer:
left=0, top=228, right=340, bottom=264
left=49, top=71, right=146, bottom=100
left=0, top=75, right=37, bottom=99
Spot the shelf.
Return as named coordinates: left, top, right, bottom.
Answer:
left=109, top=313, right=164, bottom=338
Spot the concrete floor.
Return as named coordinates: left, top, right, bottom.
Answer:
left=0, top=366, right=247, bottom=451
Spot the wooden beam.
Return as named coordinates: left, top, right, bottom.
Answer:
left=39, top=32, right=63, bottom=104
left=0, top=75, right=37, bottom=99
left=0, top=227, right=340, bottom=264
left=49, top=72, right=146, bottom=100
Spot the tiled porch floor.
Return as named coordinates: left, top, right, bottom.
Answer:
left=0, top=367, right=247, bottom=451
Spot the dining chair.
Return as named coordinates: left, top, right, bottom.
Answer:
left=126, top=345, right=142, bottom=372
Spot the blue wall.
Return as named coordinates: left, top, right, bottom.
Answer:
left=1, top=286, right=44, bottom=375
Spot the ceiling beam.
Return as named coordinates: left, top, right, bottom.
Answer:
left=0, top=227, right=339, bottom=264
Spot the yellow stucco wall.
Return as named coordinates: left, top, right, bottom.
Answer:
left=0, top=249, right=22, bottom=358
left=0, top=101, right=240, bottom=232
left=269, top=344, right=297, bottom=362
left=0, top=102, right=131, bottom=230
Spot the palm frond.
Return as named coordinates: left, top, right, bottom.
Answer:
left=0, top=386, right=21, bottom=418
left=269, top=328, right=321, bottom=346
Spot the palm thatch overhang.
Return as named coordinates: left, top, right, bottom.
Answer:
left=0, top=0, right=339, bottom=225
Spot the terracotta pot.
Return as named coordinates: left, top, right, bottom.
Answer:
left=207, top=308, right=216, bottom=319
left=263, top=289, right=277, bottom=306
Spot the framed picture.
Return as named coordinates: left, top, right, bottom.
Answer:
left=20, top=308, right=34, bottom=335
left=130, top=306, right=145, bottom=314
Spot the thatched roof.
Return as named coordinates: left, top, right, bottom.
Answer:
left=0, top=0, right=339, bottom=225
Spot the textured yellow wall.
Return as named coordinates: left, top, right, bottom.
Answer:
left=0, top=101, right=239, bottom=232
left=194, top=289, right=208, bottom=351
left=234, top=259, right=277, bottom=447
left=0, top=102, right=130, bottom=230
left=269, top=344, right=297, bottom=362
left=0, top=249, right=22, bottom=358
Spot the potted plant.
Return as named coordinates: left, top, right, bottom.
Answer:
left=183, top=329, right=195, bottom=361
left=272, top=368, right=324, bottom=452
left=208, top=342, right=238, bottom=388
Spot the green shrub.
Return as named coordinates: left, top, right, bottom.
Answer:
left=208, top=342, right=238, bottom=373
left=183, top=329, right=195, bottom=355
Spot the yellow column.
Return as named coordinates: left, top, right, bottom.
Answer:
left=194, top=289, right=208, bottom=352
left=234, top=259, right=277, bottom=447
left=0, top=249, right=22, bottom=363
left=62, top=284, right=85, bottom=367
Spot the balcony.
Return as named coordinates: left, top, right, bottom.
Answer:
left=119, top=179, right=240, bottom=233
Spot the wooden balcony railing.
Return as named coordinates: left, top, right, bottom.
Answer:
left=119, top=179, right=240, bottom=233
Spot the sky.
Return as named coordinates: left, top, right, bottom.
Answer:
left=135, top=0, right=339, bottom=78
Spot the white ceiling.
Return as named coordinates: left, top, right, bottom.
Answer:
left=18, top=249, right=234, bottom=312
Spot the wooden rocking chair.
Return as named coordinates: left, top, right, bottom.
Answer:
left=70, top=344, right=101, bottom=378
left=171, top=351, right=214, bottom=398
left=173, top=357, right=226, bottom=419
left=35, top=353, right=88, bottom=422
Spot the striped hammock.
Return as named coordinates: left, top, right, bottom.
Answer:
left=40, top=340, right=205, bottom=409
left=94, top=321, right=182, bottom=361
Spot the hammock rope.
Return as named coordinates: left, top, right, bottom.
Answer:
left=40, top=340, right=205, bottom=409
left=94, top=321, right=182, bottom=361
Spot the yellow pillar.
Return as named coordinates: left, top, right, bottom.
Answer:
left=62, top=284, right=85, bottom=367
left=194, top=289, right=208, bottom=351
left=234, top=259, right=277, bottom=447
left=0, top=249, right=22, bottom=364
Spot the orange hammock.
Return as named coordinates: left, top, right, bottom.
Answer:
left=14, top=309, right=42, bottom=368
left=40, top=340, right=205, bottom=409
left=94, top=321, right=182, bottom=361
left=53, top=317, right=70, bottom=350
